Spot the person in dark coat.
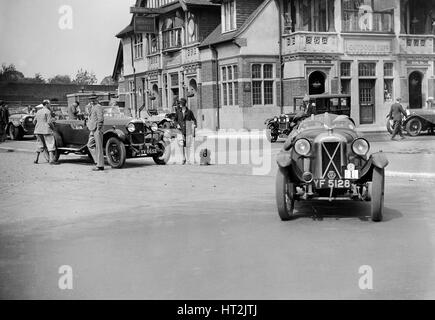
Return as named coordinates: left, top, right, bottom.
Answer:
left=174, top=98, right=197, bottom=164
left=388, top=97, right=407, bottom=140
left=0, top=100, right=9, bottom=142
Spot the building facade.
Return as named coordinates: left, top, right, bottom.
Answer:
left=115, top=0, right=435, bottom=129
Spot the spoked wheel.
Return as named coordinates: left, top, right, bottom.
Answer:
left=370, top=167, right=385, bottom=222
left=275, top=168, right=296, bottom=221
left=406, top=118, right=422, bottom=136
left=266, top=126, right=278, bottom=143
left=153, top=141, right=171, bottom=165
left=105, top=137, right=126, bottom=168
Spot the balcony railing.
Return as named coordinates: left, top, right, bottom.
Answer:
left=147, top=54, right=161, bottom=70
left=162, top=28, right=182, bottom=51
left=398, top=35, right=435, bottom=54
left=182, top=45, right=200, bottom=63
left=342, top=10, right=394, bottom=33
left=283, top=32, right=338, bottom=54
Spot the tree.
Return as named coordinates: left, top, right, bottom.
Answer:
left=100, top=76, right=116, bottom=86
left=49, top=75, right=72, bottom=84
left=73, top=68, right=97, bottom=85
left=0, top=63, right=25, bottom=81
left=30, top=73, right=45, bottom=83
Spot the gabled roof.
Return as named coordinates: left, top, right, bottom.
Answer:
left=116, top=17, right=134, bottom=38
left=199, top=0, right=271, bottom=48
left=112, top=41, right=124, bottom=80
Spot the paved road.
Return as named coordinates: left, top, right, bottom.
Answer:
left=0, top=134, right=435, bottom=299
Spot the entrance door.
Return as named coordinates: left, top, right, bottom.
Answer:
left=409, top=71, right=423, bottom=109
left=359, top=79, right=375, bottom=124
left=188, top=79, right=198, bottom=118
left=309, top=71, right=326, bottom=95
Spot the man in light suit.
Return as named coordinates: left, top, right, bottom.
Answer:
left=388, top=97, right=407, bottom=140
left=87, top=95, right=105, bottom=171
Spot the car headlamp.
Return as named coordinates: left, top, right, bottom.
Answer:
left=151, top=123, right=158, bottom=132
left=352, top=138, right=370, bottom=156
left=274, top=117, right=278, bottom=122
left=127, top=123, right=136, bottom=133
left=294, top=138, right=311, bottom=156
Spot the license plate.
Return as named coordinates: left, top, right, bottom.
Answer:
left=313, top=179, right=351, bottom=189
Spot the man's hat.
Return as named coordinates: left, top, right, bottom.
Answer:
left=179, top=97, right=187, bottom=104
left=303, top=94, right=310, bottom=102
left=0, top=100, right=4, bottom=106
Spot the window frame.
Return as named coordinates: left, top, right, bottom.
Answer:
left=221, top=64, right=239, bottom=107
left=133, top=33, right=144, bottom=60
left=221, top=0, right=237, bottom=33
left=251, top=63, right=276, bottom=106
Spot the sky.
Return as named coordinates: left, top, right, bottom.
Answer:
left=0, top=0, right=136, bottom=82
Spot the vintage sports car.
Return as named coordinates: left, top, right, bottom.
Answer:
left=403, top=103, right=435, bottom=136
left=276, top=113, right=389, bottom=222
left=52, top=117, right=171, bottom=168
left=7, top=107, right=35, bottom=140
left=265, top=94, right=351, bottom=142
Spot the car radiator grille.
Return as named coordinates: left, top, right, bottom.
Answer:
left=321, top=141, right=342, bottom=179
left=131, top=122, right=145, bottom=145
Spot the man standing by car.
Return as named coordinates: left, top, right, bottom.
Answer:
left=389, top=97, right=407, bottom=140
left=33, top=100, right=59, bottom=165
left=175, top=98, right=197, bottom=165
left=87, top=95, right=105, bottom=171
left=0, top=100, right=9, bottom=143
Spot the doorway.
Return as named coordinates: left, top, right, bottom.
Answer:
left=359, top=79, right=376, bottom=124
left=188, top=79, right=198, bottom=116
left=409, top=71, right=423, bottom=109
left=308, top=71, right=326, bottom=95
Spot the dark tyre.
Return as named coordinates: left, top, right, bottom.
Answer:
left=105, top=137, right=126, bottom=169
left=9, top=125, right=23, bottom=140
left=52, top=149, right=60, bottom=162
left=153, top=141, right=170, bottom=165
left=275, top=168, right=296, bottom=221
left=370, top=167, right=385, bottom=222
left=266, top=125, right=278, bottom=143
left=386, top=119, right=394, bottom=134
left=406, top=118, right=423, bottom=136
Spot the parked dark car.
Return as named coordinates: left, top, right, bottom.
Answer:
left=52, top=116, right=171, bottom=168
left=265, top=94, right=351, bottom=142
left=275, top=113, right=388, bottom=222
left=403, top=104, right=435, bottom=136
left=7, top=107, right=35, bottom=140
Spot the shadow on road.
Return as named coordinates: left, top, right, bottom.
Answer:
left=289, top=200, right=403, bottom=222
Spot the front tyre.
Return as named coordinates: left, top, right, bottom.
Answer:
left=276, top=168, right=296, bottom=221
left=406, top=118, right=422, bottom=136
left=370, top=167, right=385, bottom=222
left=105, top=137, right=126, bottom=168
left=153, top=141, right=170, bottom=165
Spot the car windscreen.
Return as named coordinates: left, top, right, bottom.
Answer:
left=298, top=114, right=355, bottom=131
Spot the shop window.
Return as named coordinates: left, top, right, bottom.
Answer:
left=384, top=62, right=394, bottom=102
left=358, top=62, right=376, bottom=77
left=222, top=0, right=236, bottom=33
left=221, top=65, right=239, bottom=107
left=340, top=62, right=351, bottom=77
left=133, top=34, right=144, bottom=59
left=340, top=62, right=351, bottom=94
left=283, top=0, right=335, bottom=33
left=342, top=0, right=394, bottom=33
left=251, top=64, right=275, bottom=105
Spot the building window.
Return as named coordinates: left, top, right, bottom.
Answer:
left=358, top=62, right=376, bottom=77
left=384, top=62, right=394, bottom=102
left=401, top=0, right=435, bottom=34
left=283, top=0, right=335, bottom=33
left=133, top=34, right=144, bottom=59
left=148, top=33, right=159, bottom=54
left=342, top=0, right=394, bottom=33
left=251, top=64, right=275, bottom=105
left=187, top=12, right=198, bottom=43
left=340, top=62, right=351, bottom=94
left=162, top=16, right=183, bottom=50
left=221, top=65, right=239, bottom=107
left=222, top=0, right=236, bottom=33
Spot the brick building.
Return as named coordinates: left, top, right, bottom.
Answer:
left=115, top=0, right=435, bottom=129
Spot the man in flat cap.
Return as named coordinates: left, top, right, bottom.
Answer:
left=174, top=97, right=197, bottom=164
left=87, top=95, right=105, bottom=171
left=388, top=97, right=407, bottom=140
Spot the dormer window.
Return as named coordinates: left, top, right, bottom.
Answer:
left=222, top=0, right=236, bottom=33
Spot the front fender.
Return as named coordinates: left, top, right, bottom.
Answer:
left=370, top=151, right=389, bottom=169
left=403, top=115, right=429, bottom=125
left=104, top=129, right=127, bottom=143
left=276, top=150, right=292, bottom=168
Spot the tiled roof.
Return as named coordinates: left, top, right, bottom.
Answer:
left=115, top=24, right=134, bottom=38
left=199, top=0, right=271, bottom=47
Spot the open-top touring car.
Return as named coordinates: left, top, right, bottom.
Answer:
left=276, top=113, right=388, bottom=222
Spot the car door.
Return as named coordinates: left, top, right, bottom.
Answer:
left=55, top=120, right=90, bottom=146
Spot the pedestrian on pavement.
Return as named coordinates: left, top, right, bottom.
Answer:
left=174, top=97, right=197, bottom=165
left=0, top=100, right=9, bottom=143
left=33, top=100, right=59, bottom=164
left=389, top=97, right=407, bottom=140
left=67, top=101, right=80, bottom=120
left=87, top=95, right=105, bottom=171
